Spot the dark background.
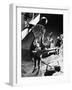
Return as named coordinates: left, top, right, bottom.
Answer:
left=40, top=13, right=63, bottom=37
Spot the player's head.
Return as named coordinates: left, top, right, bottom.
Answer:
left=57, top=36, right=60, bottom=39
left=38, top=17, right=48, bottom=25
left=60, top=34, right=63, bottom=39
left=41, top=17, right=48, bottom=24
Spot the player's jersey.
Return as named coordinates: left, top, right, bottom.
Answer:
left=32, top=24, right=45, bottom=38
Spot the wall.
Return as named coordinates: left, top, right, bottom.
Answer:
left=0, top=0, right=72, bottom=89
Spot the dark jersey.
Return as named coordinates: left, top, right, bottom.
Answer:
left=32, top=24, right=45, bottom=38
